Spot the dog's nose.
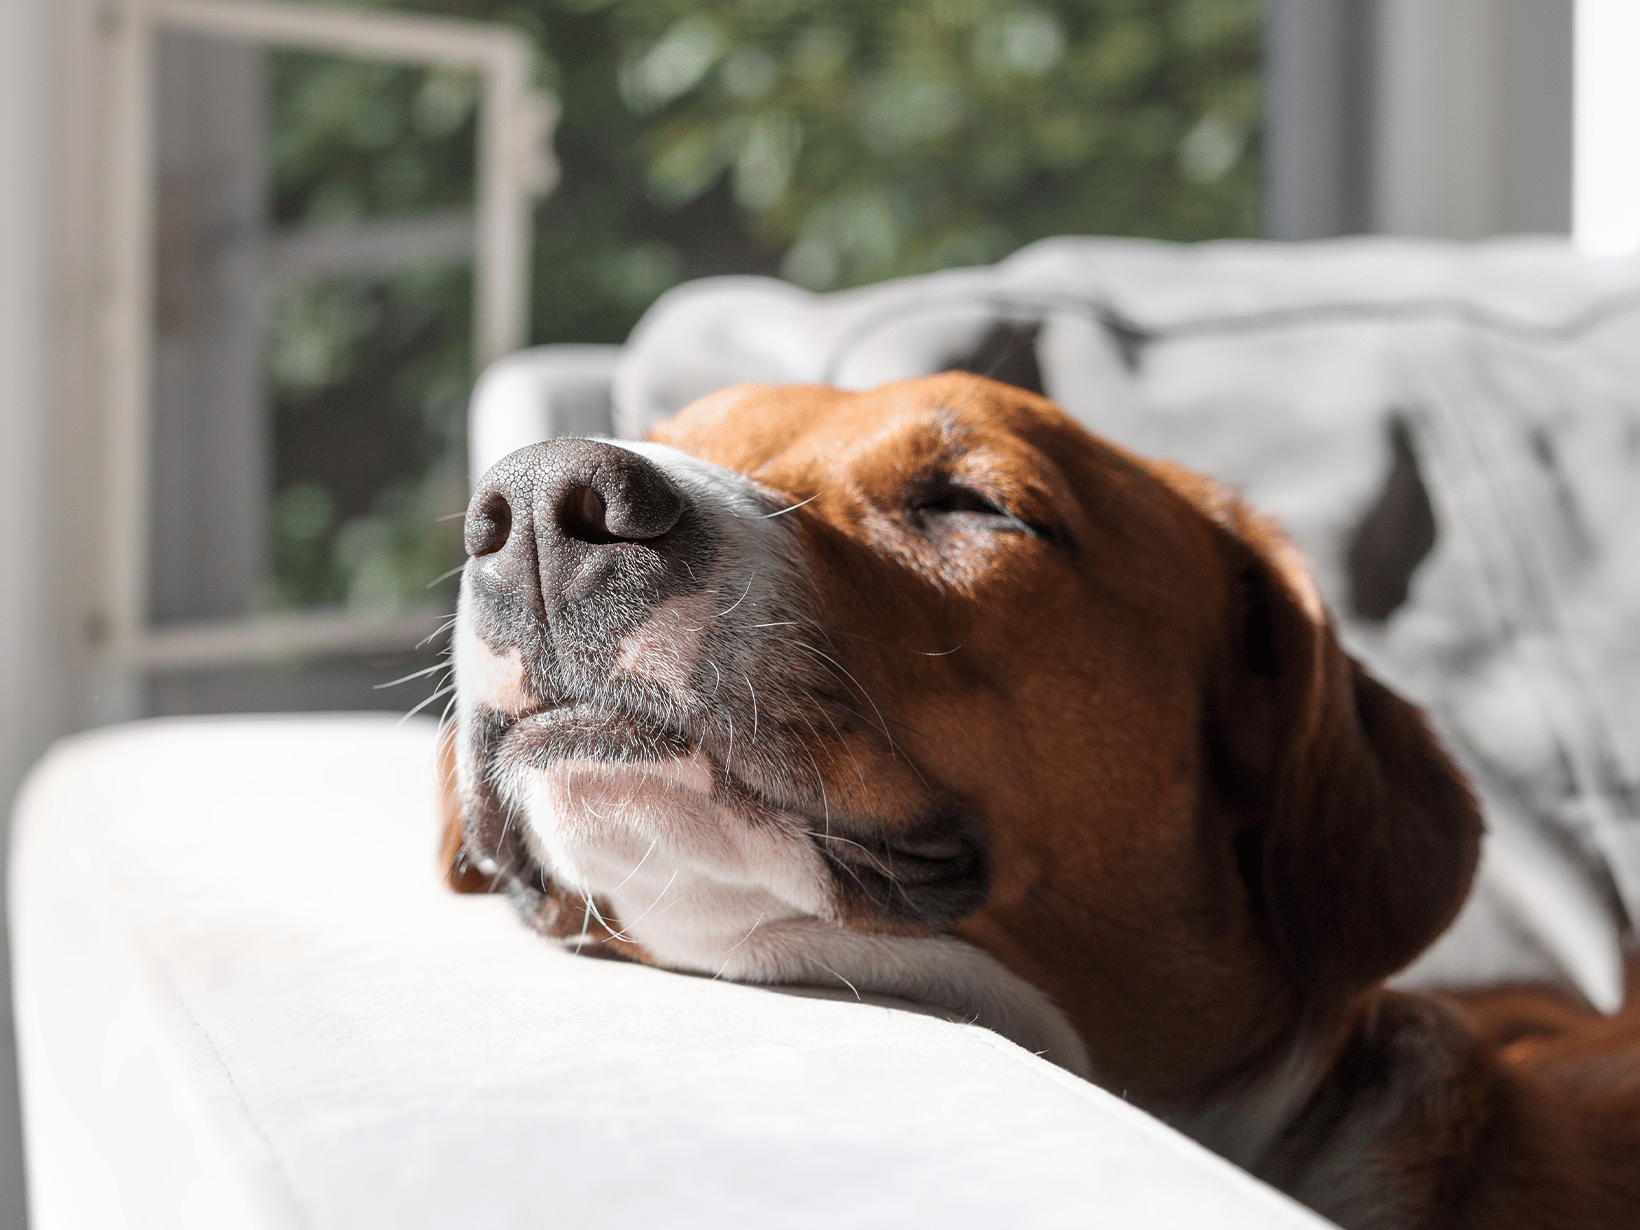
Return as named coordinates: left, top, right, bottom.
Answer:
left=466, top=439, right=684, bottom=558
left=464, top=439, right=690, bottom=614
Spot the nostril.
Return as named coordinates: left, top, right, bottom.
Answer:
left=465, top=492, right=512, bottom=557
left=558, top=486, right=618, bottom=545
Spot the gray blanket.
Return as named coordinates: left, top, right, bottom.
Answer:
left=613, top=236, right=1640, bottom=1011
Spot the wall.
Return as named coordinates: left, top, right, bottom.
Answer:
left=1263, top=0, right=1377, bottom=240
left=1376, top=0, right=1573, bottom=237
left=3, top=0, right=122, bottom=1220
left=1265, top=0, right=1574, bottom=241
left=1, top=0, right=56, bottom=1219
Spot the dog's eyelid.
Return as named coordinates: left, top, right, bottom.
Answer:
left=905, top=472, right=1069, bottom=540
left=1002, top=510, right=1043, bottom=538
left=905, top=466, right=1021, bottom=509
left=912, top=484, right=1009, bottom=517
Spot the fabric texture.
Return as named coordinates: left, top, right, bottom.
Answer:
left=613, top=235, right=1640, bottom=1011
left=10, top=715, right=1327, bottom=1230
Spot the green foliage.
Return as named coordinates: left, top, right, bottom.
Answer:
left=267, top=50, right=479, bottom=226
left=330, top=0, right=1262, bottom=333
left=261, top=262, right=472, bottom=614
left=257, top=1, right=1259, bottom=611
left=262, top=49, right=476, bottom=613
left=606, top=0, right=1261, bottom=289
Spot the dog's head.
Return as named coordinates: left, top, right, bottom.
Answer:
left=443, top=372, right=1480, bottom=1110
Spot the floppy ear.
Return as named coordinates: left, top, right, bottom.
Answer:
left=437, top=721, right=500, bottom=894
left=1211, top=505, right=1482, bottom=1008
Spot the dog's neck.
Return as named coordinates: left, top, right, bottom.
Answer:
left=1254, top=993, right=1477, bottom=1230
left=1177, top=987, right=1640, bottom=1230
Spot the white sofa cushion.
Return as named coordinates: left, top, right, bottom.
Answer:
left=10, top=715, right=1328, bottom=1229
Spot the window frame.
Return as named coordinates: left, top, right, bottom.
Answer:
left=99, top=0, right=554, bottom=670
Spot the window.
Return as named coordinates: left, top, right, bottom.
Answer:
left=97, top=0, right=553, bottom=711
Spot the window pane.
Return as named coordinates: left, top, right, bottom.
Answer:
left=146, top=35, right=479, bottom=626
left=266, top=51, right=478, bottom=227
left=264, top=49, right=477, bottom=617
left=264, top=264, right=471, bottom=615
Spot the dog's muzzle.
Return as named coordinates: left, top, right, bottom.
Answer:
left=460, top=439, right=725, bottom=693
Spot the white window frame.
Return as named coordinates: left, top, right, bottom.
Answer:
left=1574, top=0, right=1640, bottom=255
left=100, top=0, right=556, bottom=671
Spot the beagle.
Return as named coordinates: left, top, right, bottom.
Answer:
left=441, top=373, right=1640, bottom=1230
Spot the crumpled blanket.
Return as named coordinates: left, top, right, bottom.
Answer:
left=613, top=235, right=1640, bottom=1012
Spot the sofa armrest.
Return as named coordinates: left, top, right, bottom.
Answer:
left=10, top=717, right=1330, bottom=1230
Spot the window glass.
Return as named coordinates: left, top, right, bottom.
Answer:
left=263, top=50, right=477, bottom=616
left=147, top=39, right=478, bottom=627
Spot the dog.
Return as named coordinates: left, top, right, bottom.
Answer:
left=440, top=372, right=1640, bottom=1230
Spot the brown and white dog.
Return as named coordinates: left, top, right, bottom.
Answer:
left=440, top=373, right=1640, bottom=1230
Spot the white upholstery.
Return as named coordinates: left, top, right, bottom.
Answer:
left=467, top=344, right=620, bottom=485
left=10, top=716, right=1327, bottom=1229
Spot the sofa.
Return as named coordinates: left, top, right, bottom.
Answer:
left=15, top=234, right=1640, bottom=1227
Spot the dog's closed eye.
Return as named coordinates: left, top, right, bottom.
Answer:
left=910, top=483, right=1045, bottom=540
left=914, top=485, right=1008, bottom=518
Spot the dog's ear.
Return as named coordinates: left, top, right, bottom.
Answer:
left=1209, top=503, right=1482, bottom=1008
left=437, top=722, right=499, bottom=894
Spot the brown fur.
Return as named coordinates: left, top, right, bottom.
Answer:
left=441, top=374, right=1638, bottom=1228
left=438, top=720, right=497, bottom=894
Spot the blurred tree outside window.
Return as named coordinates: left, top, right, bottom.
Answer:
left=262, top=0, right=1260, bottom=614
left=261, top=51, right=479, bottom=614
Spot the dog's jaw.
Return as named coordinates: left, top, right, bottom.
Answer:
left=506, top=755, right=1092, bottom=1077
left=514, top=754, right=833, bottom=956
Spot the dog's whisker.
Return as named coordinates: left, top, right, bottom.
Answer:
left=742, top=672, right=760, bottom=742
left=786, top=641, right=893, bottom=734
left=598, top=869, right=682, bottom=942
left=417, top=618, right=458, bottom=650
left=609, top=839, right=659, bottom=894
left=716, top=574, right=757, bottom=618
left=713, top=911, right=767, bottom=977
left=494, top=796, right=519, bottom=861
left=582, top=893, right=619, bottom=942
left=397, top=681, right=457, bottom=728
left=436, top=693, right=460, bottom=740
left=813, top=959, right=862, bottom=1001
left=806, top=690, right=872, bottom=795
left=756, top=492, right=819, bottom=519
left=819, top=693, right=950, bottom=753
left=722, top=708, right=736, bottom=778
left=793, top=660, right=937, bottom=799
left=375, top=662, right=450, bottom=690
left=808, top=830, right=900, bottom=887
